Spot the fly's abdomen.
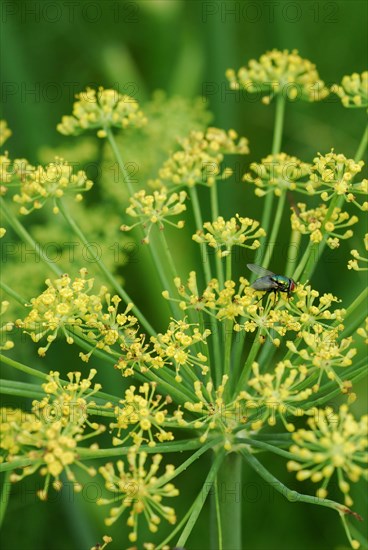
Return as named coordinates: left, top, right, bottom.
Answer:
left=251, top=276, right=279, bottom=291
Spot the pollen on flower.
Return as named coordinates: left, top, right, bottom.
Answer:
left=193, top=215, right=266, bottom=257
left=287, top=405, right=368, bottom=506
left=121, top=187, right=187, bottom=242
left=57, top=87, right=147, bottom=136
left=331, top=71, right=368, bottom=108
left=226, top=49, right=329, bottom=104
left=98, top=452, right=178, bottom=541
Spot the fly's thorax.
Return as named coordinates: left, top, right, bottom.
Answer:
left=271, top=275, right=290, bottom=291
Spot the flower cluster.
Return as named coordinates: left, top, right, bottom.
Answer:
left=121, top=188, right=187, bottom=243
left=57, top=88, right=147, bottom=137
left=12, top=157, right=93, bottom=214
left=98, top=453, right=178, bottom=542
left=0, top=152, right=33, bottom=193
left=0, top=369, right=104, bottom=498
left=110, top=383, right=174, bottom=448
left=308, top=152, right=367, bottom=210
left=181, top=376, right=248, bottom=450
left=240, top=361, right=313, bottom=431
left=287, top=331, right=356, bottom=391
left=331, top=71, right=368, bottom=108
left=17, top=269, right=138, bottom=359
left=348, top=234, right=368, bottom=271
left=291, top=202, right=359, bottom=248
left=286, top=286, right=345, bottom=333
left=149, top=127, right=249, bottom=189
left=287, top=405, right=368, bottom=506
left=226, top=49, right=329, bottom=104
left=192, top=215, right=265, bottom=257
left=150, top=319, right=211, bottom=381
left=0, top=120, right=12, bottom=147
left=243, top=153, right=311, bottom=196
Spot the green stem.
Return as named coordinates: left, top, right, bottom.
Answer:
left=0, top=198, right=62, bottom=276
left=0, top=281, right=29, bottom=306
left=0, top=471, right=11, bottom=528
left=285, top=228, right=301, bottom=276
left=176, top=449, right=225, bottom=547
left=57, top=199, right=155, bottom=336
left=190, top=186, right=212, bottom=284
left=354, top=124, right=368, bottom=162
left=253, top=94, right=286, bottom=269
left=106, top=129, right=135, bottom=196
left=0, top=353, right=47, bottom=380
left=211, top=182, right=224, bottom=287
left=262, top=191, right=287, bottom=271
left=217, top=452, right=242, bottom=550
left=235, top=330, right=263, bottom=394
left=240, top=448, right=353, bottom=517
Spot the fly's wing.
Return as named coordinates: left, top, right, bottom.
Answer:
left=247, top=263, right=275, bottom=277
left=251, top=276, right=279, bottom=291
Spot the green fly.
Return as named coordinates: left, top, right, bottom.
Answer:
left=247, top=263, right=296, bottom=301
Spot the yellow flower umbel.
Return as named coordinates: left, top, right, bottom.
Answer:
left=0, top=120, right=12, bottom=147
left=121, top=188, right=187, bottom=243
left=348, top=234, right=368, bottom=271
left=150, top=127, right=249, bottom=189
left=182, top=376, right=248, bottom=450
left=1, top=369, right=104, bottom=499
left=243, top=153, right=311, bottom=196
left=286, top=331, right=356, bottom=391
left=331, top=72, right=368, bottom=108
left=226, top=49, right=329, bottom=104
left=192, top=215, right=265, bottom=257
left=240, top=361, right=313, bottom=431
left=291, top=203, right=359, bottom=248
left=150, top=319, right=211, bottom=381
left=287, top=285, right=345, bottom=333
left=17, top=269, right=138, bottom=359
left=98, top=453, right=179, bottom=542
left=12, top=157, right=93, bottom=214
left=57, top=87, right=147, bottom=138
left=308, top=151, right=367, bottom=210
left=287, top=405, right=368, bottom=506
left=110, top=382, right=174, bottom=448
left=0, top=152, right=33, bottom=195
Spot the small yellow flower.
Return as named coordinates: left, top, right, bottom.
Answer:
left=150, top=127, right=248, bottom=189
left=331, top=71, right=368, bottom=108
left=291, top=203, right=358, bottom=247
left=348, top=233, right=368, bottom=271
left=57, top=88, right=147, bottom=137
left=121, top=187, right=187, bottom=243
left=226, top=49, right=329, bottom=104
left=0, top=120, right=12, bottom=147
left=98, top=452, right=178, bottom=541
left=308, top=151, right=366, bottom=210
left=0, top=300, right=14, bottom=351
left=110, top=382, right=174, bottom=448
left=11, top=157, right=93, bottom=214
left=243, top=153, right=310, bottom=196
left=192, top=215, right=265, bottom=257
left=1, top=369, right=104, bottom=497
left=287, top=405, right=368, bottom=506
left=241, top=361, right=313, bottom=431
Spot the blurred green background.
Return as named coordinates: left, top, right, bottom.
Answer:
left=1, top=1, right=367, bottom=549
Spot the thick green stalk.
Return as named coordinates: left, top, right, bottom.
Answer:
left=211, top=182, right=224, bottom=287
left=354, top=124, right=368, bottom=163
left=0, top=471, right=11, bottom=528
left=217, top=453, right=242, bottom=550
left=176, top=449, right=225, bottom=547
left=253, top=94, right=286, bottom=269
left=0, top=281, right=28, bottom=306
left=0, top=198, right=62, bottom=276
left=285, top=228, right=301, bottom=276
left=57, top=199, right=155, bottom=336
left=106, top=129, right=135, bottom=196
